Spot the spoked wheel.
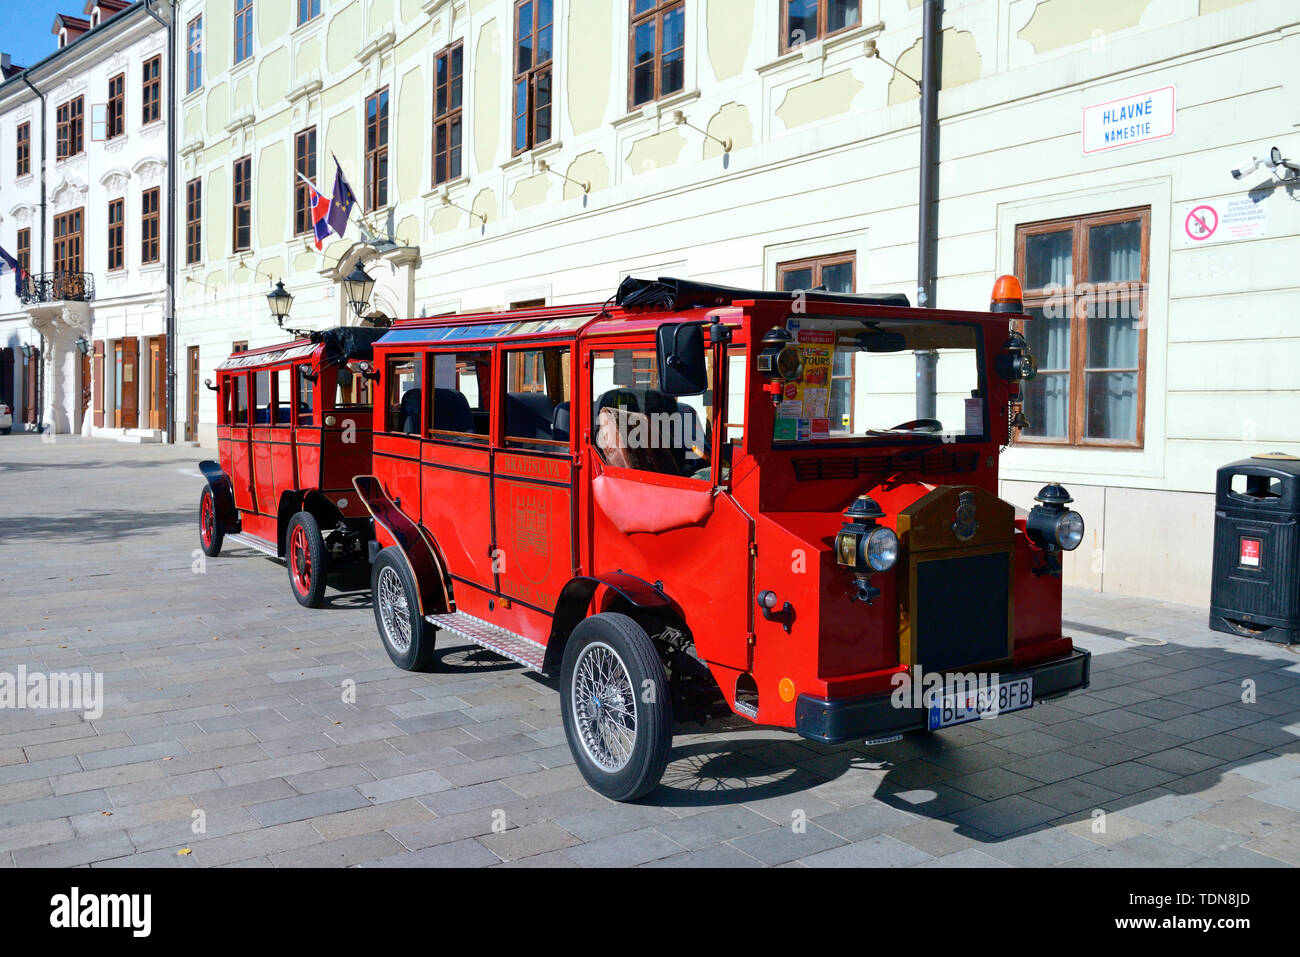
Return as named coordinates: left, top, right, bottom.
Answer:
left=286, top=511, right=328, bottom=608
left=561, top=613, right=672, bottom=802
left=370, top=548, right=435, bottom=671
left=198, top=487, right=223, bottom=557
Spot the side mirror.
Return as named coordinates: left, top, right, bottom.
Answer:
left=655, top=322, right=708, bottom=396
left=203, top=378, right=218, bottom=392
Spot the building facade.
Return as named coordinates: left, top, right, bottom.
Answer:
left=0, top=1, right=174, bottom=442
left=153, top=0, right=1300, bottom=602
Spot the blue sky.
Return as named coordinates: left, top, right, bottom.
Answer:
left=3, top=1, right=80, bottom=70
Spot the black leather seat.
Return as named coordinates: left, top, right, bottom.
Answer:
left=506, top=392, right=556, bottom=441
left=552, top=401, right=571, bottom=441
left=398, top=388, right=422, bottom=434
left=431, top=387, right=475, bottom=435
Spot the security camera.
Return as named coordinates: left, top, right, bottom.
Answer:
left=1264, top=146, right=1300, bottom=182
left=1230, top=157, right=1262, bottom=180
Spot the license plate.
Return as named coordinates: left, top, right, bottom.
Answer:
left=927, top=677, right=1033, bottom=730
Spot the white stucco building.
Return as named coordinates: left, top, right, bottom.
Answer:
left=160, top=0, right=1297, bottom=604
left=0, top=0, right=173, bottom=442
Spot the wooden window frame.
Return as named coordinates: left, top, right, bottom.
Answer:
left=780, top=0, right=863, bottom=53
left=107, top=198, right=125, bottom=272
left=107, top=74, right=125, bottom=139
left=141, top=187, right=161, bottom=265
left=16, top=121, right=30, bottom=176
left=142, top=55, right=162, bottom=125
left=364, top=88, right=389, bottom=211
left=512, top=0, right=554, bottom=156
left=232, top=340, right=249, bottom=353
left=234, top=0, right=254, bottom=65
left=56, top=96, right=84, bottom=160
left=433, top=42, right=464, bottom=186
left=16, top=228, right=30, bottom=276
left=53, top=208, right=84, bottom=274
left=186, top=15, right=203, bottom=94
left=1014, top=206, right=1150, bottom=450
left=232, top=155, right=252, bottom=253
left=628, top=0, right=686, bottom=110
left=294, top=127, right=317, bottom=236
left=185, top=177, right=202, bottom=265
left=298, top=0, right=321, bottom=26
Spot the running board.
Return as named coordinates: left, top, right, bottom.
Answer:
left=425, top=611, right=547, bottom=673
left=227, top=532, right=280, bottom=559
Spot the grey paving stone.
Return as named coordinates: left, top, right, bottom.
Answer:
left=950, top=795, right=1059, bottom=838
left=729, top=822, right=844, bottom=866
left=361, top=837, right=501, bottom=868
left=564, top=828, right=684, bottom=867
left=800, top=834, right=934, bottom=867
left=248, top=786, right=370, bottom=827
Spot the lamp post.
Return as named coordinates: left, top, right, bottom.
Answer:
left=343, top=263, right=376, bottom=321
left=267, top=280, right=295, bottom=329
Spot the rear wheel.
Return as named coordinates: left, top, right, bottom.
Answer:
left=199, top=487, right=223, bottom=557
left=371, top=548, right=435, bottom=671
left=561, top=613, right=672, bottom=802
left=286, top=512, right=328, bottom=607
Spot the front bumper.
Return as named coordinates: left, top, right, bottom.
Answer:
left=794, top=648, right=1092, bottom=744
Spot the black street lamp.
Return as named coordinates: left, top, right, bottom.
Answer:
left=343, top=263, right=376, bottom=320
left=267, top=280, right=294, bottom=328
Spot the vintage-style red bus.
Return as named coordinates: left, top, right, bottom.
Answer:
left=351, top=277, right=1091, bottom=800
left=198, top=327, right=386, bottom=606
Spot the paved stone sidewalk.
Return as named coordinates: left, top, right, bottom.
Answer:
left=0, top=434, right=1297, bottom=867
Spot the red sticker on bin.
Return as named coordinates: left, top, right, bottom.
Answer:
left=1240, top=538, right=1261, bottom=568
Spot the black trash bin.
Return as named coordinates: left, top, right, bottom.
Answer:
left=1210, top=453, right=1300, bottom=644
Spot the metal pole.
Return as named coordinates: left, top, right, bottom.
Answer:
left=143, top=0, right=178, bottom=443
left=914, top=0, right=943, bottom=421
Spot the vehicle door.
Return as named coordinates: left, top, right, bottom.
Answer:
left=224, top=371, right=256, bottom=513
left=373, top=350, right=424, bottom=524
left=250, top=367, right=275, bottom=514
left=420, top=347, right=496, bottom=587
left=493, top=343, right=575, bottom=614
left=269, top=365, right=299, bottom=498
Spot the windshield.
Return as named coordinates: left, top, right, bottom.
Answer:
left=769, top=316, right=985, bottom=445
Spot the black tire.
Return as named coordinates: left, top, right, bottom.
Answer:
left=286, top=511, right=329, bottom=608
left=561, top=613, right=672, bottom=802
left=0, top=427, right=10, bottom=435
left=370, top=548, right=436, bottom=671
left=198, top=486, right=224, bottom=558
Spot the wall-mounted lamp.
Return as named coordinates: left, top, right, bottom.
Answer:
left=671, top=110, right=732, bottom=153
left=535, top=158, right=590, bottom=195
left=440, top=189, right=488, bottom=226
left=267, top=279, right=295, bottom=328
left=864, top=38, right=921, bottom=90
left=203, top=378, right=218, bottom=392
left=74, top=336, right=90, bottom=355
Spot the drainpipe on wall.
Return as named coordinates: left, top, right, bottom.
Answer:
left=19, top=72, right=47, bottom=432
left=143, top=0, right=177, bottom=443
left=914, top=0, right=943, bottom=421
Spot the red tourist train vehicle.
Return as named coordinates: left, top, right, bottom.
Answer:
left=199, top=276, right=1091, bottom=801
left=198, top=328, right=387, bottom=606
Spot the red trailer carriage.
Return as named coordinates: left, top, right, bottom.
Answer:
left=354, top=277, right=1091, bottom=801
left=198, top=327, right=387, bottom=606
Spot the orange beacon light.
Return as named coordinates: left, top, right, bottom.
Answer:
left=990, top=274, right=1024, bottom=313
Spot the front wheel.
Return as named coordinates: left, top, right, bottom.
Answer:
left=371, top=548, right=436, bottom=671
left=561, top=613, right=672, bottom=802
left=199, top=487, right=223, bottom=557
left=286, top=511, right=328, bottom=608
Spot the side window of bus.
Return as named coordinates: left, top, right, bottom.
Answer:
left=221, top=378, right=232, bottom=426
left=429, top=351, right=491, bottom=443
left=253, top=369, right=272, bottom=425
left=233, top=374, right=249, bottom=426
left=505, top=347, right=571, bottom=453
left=273, top=368, right=292, bottom=426
left=590, top=348, right=710, bottom=479
left=385, top=354, right=424, bottom=435
left=335, top=365, right=373, bottom=408
left=297, top=365, right=315, bottom=426
left=719, top=348, right=747, bottom=482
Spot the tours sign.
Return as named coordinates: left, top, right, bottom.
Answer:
left=1082, top=85, right=1176, bottom=155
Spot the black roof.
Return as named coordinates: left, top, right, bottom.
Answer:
left=614, top=276, right=911, bottom=311
left=310, top=326, right=389, bottom=365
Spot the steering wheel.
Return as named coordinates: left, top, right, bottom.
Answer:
left=888, top=418, right=944, bottom=432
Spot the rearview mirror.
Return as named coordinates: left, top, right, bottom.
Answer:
left=655, top=323, right=708, bottom=396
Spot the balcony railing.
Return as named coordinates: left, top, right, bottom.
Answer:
left=20, top=271, right=95, bottom=305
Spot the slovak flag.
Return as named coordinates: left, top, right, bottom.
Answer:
left=297, top=173, right=334, bottom=250
left=0, top=246, right=27, bottom=297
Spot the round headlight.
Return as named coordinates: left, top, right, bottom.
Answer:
left=1056, top=510, right=1084, bottom=551
left=865, top=527, right=898, bottom=572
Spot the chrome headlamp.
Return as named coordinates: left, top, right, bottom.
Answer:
left=835, top=495, right=898, bottom=603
